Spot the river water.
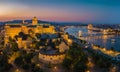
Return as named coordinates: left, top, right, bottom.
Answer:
left=65, top=27, right=120, bottom=52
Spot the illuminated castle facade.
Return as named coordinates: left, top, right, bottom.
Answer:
left=4, top=17, right=73, bottom=64
left=4, top=17, right=56, bottom=46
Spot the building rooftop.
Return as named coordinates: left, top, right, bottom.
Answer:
left=8, top=25, right=21, bottom=28
left=27, top=25, right=37, bottom=28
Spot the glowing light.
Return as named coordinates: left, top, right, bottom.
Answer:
left=92, top=45, right=120, bottom=57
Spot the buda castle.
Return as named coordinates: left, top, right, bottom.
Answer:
left=4, top=17, right=56, bottom=46
left=4, top=17, right=73, bottom=64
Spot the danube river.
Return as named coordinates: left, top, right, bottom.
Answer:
left=65, top=27, right=120, bottom=52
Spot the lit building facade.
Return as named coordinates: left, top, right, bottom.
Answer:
left=4, top=17, right=56, bottom=46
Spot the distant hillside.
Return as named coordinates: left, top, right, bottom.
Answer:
left=56, top=22, right=87, bottom=26
left=0, top=22, right=4, bottom=25
left=3, top=20, right=50, bottom=24
left=0, top=20, right=84, bottom=26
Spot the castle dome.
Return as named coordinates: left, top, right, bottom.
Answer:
left=33, top=16, right=37, bottom=20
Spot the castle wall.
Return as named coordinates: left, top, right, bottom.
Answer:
left=4, top=17, right=56, bottom=47
left=5, top=25, right=55, bottom=38
left=4, top=25, right=56, bottom=47
left=5, top=27, right=21, bottom=38
left=39, top=53, right=65, bottom=64
left=21, top=26, right=28, bottom=34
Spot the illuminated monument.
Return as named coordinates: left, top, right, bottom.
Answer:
left=4, top=17, right=56, bottom=46
left=4, top=17, right=72, bottom=64
left=32, top=16, right=38, bottom=25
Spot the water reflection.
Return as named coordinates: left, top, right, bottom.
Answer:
left=65, top=27, right=120, bottom=52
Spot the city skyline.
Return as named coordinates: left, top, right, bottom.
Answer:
left=0, top=0, right=120, bottom=24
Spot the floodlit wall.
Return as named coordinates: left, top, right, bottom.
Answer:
left=39, top=52, right=65, bottom=64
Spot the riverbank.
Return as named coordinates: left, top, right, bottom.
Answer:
left=65, top=27, right=120, bottom=52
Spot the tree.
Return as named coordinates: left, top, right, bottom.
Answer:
left=18, top=32, right=28, bottom=40
left=22, top=63, right=30, bottom=70
left=28, top=29, right=34, bottom=36
left=90, top=51, right=112, bottom=68
left=23, top=53, right=34, bottom=63
left=9, top=37, right=13, bottom=42
left=0, top=55, right=13, bottom=71
left=62, top=42, right=88, bottom=71
left=62, top=58, right=72, bottom=69
left=11, top=42, right=19, bottom=52
left=8, top=37, right=19, bottom=52
left=19, top=32, right=25, bottom=37
left=35, top=33, right=41, bottom=39
left=32, top=66, right=43, bottom=72
left=22, top=34, right=28, bottom=40
left=73, top=61, right=88, bottom=72
left=35, top=41, right=40, bottom=49
left=14, top=56, right=24, bottom=67
left=14, top=35, right=18, bottom=40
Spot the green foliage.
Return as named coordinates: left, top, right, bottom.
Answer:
left=9, top=37, right=14, bottom=42
left=31, top=64, right=44, bottom=72
left=62, top=58, right=72, bottom=69
left=18, top=32, right=28, bottom=40
left=35, top=33, right=41, bottom=39
left=9, top=37, right=19, bottom=52
left=0, top=55, right=12, bottom=71
left=73, top=61, right=88, bottom=72
left=14, top=35, right=18, bottom=40
left=23, top=53, right=34, bottom=63
left=54, top=39, right=61, bottom=46
left=58, top=33, right=61, bottom=38
left=39, top=39, right=47, bottom=46
left=19, top=32, right=25, bottom=37
left=93, top=53, right=111, bottom=68
left=14, top=52, right=43, bottom=71
left=14, top=52, right=34, bottom=68
left=19, top=49, right=27, bottom=55
left=14, top=56, right=24, bottom=67
left=32, top=66, right=43, bottom=72
left=28, top=29, right=34, bottom=34
left=22, top=63, right=30, bottom=70
left=62, top=42, right=88, bottom=71
left=34, top=41, right=40, bottom=49
left=11, top=42, right=19, bottom=52
left=80, top=40, right=87, bottom=44
left=88, top=49, right=112, bottom=68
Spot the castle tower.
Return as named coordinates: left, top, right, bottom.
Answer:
left=32, top=17, right=38, bottom=25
